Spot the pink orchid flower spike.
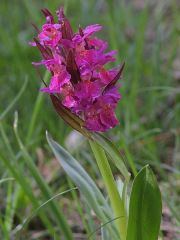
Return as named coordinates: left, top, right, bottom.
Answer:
left=31, top=6, right=125, bottom=133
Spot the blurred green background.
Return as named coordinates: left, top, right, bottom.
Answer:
left=0, top=0, right=179, bottom=239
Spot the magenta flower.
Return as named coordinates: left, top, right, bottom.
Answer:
left=38, top=23, right=62, bottom=47
left=31, top=7, right=124, bottom=132
left=84, top=93, right=120, bottom=132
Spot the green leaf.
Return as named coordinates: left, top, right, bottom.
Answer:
left=47, top=132, right=119, bottom=239
left=101, top=227, right=110, bottom=240
left=126, top=165, right=162, bottom=240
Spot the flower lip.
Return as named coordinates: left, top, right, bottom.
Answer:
left=38, top=23, right=62, bottom=47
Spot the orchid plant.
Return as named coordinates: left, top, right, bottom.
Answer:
left=31, top=6, right=162, bottom=240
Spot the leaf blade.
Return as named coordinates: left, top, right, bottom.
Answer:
left=46, top=132, right=119, bottom=239
left=126, top=165, right=162, bottom=240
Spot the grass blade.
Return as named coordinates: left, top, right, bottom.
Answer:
left=14, top=112, right=73, bottom=240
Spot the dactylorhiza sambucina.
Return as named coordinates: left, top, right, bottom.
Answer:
left=31, top=7, right=124, bottom=133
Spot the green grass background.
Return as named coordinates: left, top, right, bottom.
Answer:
left=0, top=0, right=179, bottom=239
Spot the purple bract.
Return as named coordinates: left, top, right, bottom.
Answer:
left=31, top=7, right=124, bottom=132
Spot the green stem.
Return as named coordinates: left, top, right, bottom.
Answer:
left=89, top=140, right=127, bottom=240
